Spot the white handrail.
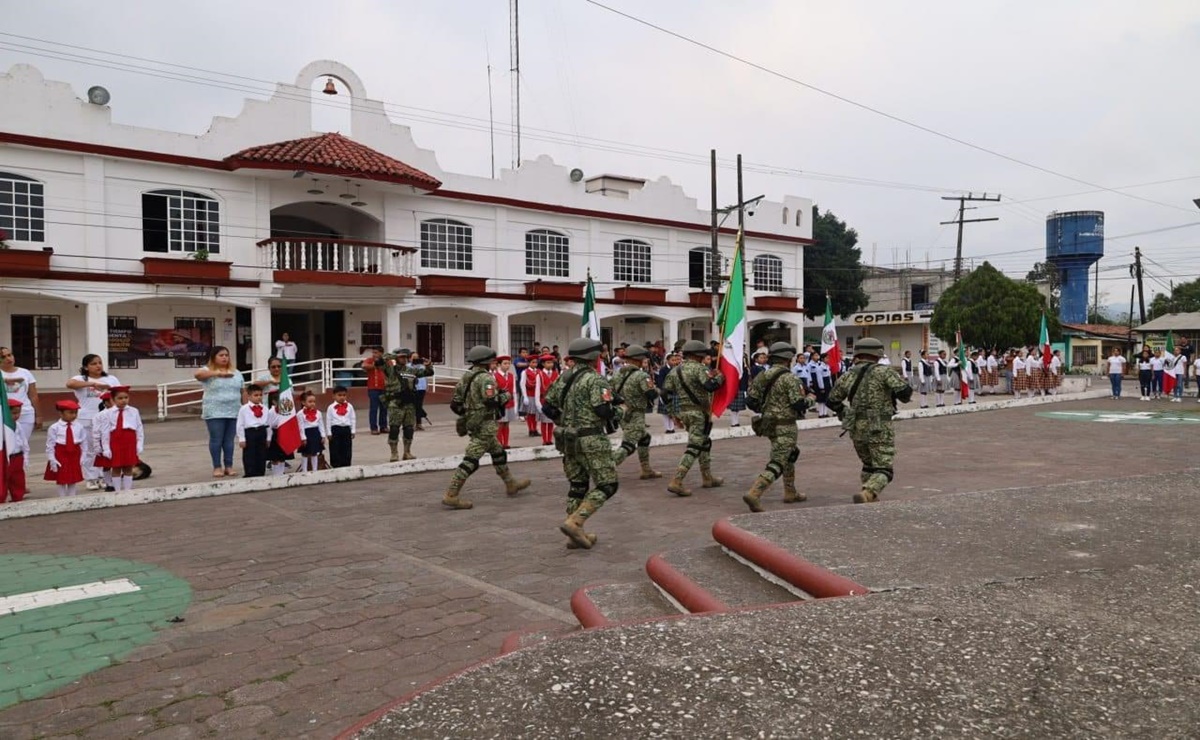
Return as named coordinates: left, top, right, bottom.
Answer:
left=155, top=358, right=469, bottom=420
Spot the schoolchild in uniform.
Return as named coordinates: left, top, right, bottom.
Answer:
left=492, top=356, right=518, bottom=449
left=656, top=352, right=680, bottom=433
left=97, top=386, right=144, bottom=491
left=1013, top=350, right=1029, bottom=397
left=917, top=349, right=932, bottom=408
left=298, top=391, right=326, bottom=472
left=44, top=399, right=88, bottom=497
left=265, top=392, right=296, bottom=476
left=901, top=350, right=914, bottom=390
left=3, top=398, right=29, bottom=502
left=532, top=354, right=559, bottom=446
left=237, top=385, right=272, bottom=478
left=325, top=386, right=356, bottom=468
left=91, top=391, right=115, bottom=491
left=934, top=350, right=949, bottom=407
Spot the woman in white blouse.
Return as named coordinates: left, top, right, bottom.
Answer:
left=1, top=346, right=39, bottom=445
left=65, top=353, right=122, bottom=490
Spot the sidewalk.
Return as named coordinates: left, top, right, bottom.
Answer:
left=12, top=388, right=1102, bottom=504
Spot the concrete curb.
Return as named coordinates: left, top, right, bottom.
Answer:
left=644, top=552, right=729, bottom=614
left=0, top=388, right=1111, bottom=521
left=711, top=518, right=870, bottom=598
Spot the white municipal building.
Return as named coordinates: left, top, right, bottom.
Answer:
left=0, top=61, right=813, bottom=389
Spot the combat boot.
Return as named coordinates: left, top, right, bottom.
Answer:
left=667, top=467, right=692, bottom=497
left=402, top=439, right=415, bottom=460
left=782, top=472, right=807, bottom=504
left=852, top=489, right=878, bottom=504
left=638, top=459, right=662, bottom=479
left=560, top=501, right=598, bottom=549
left=700, top=466, right=724, bottom=489
left=388, top=440, right=399, bottom=462
left=742, top=475, right=773, bottom=513
left=442, top=479, right=473, bottom=510
left=502, top=471, right=532, bottom=496
left=566, top=533, right=599, bottom=549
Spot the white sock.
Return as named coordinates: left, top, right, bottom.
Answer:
left=66, top=484, right=77, bottom=497
left=57, top=484, right=69, bottom=498
left=122, top=475, right=134, bottom=490
left=103, top=471, right=113, bottom=487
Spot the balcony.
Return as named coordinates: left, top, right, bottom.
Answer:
left=258, top=238, right=417, bottom=288
left=142, top=255, right=232, bottom=283
left=0, top=246, right=53, bottom=278
left=612, top=286, right=668, bottom=304
left=525, top=280, right=583, bottom=301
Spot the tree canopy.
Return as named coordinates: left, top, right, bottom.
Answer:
left=804, top=206, right=869, bottom=319
left=931, top=262, right=1060, bottom=349
left=1024, top=261, right=1061, bottom=316
left=1149, top=277, right=1200, bottom=319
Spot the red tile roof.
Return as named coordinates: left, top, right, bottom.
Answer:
left=1062, top=323, right=1134, bottom=340
left=225, top=133, right=440, bottom=190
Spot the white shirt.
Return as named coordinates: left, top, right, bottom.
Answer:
left=324, top=401, right=357, bottom=435
left=71, top=374, right=122, bottom=422
left=901, top=357, right=912, bottom=378
left=1106, top=356, right=1126, bottom=374
left=236, top=402, right=272, bottom=443
left=45, top=419, right=90, bottom=467
left=987, top=355, right=999, bottom=371
left=275, top=340, right=298, bottom=361
left=1150, top=357, right=1164, bottom=372
left=1049, top=356, right=1062, bottom=375
left=878, top=355, right=891, bottom=366
left=95, top=405, right=145, bottom=456
left=1013, top=357, right=1026, bottom=373
left=2, top=368, right=36, bottom=417
left=299, top=408, right=324, bottom=435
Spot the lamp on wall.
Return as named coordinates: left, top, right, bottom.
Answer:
left=351, top=184, right=367, bottom=207
left=306, top=178, right=324, bottom=195
left=339, top=179, right=355, bottom=200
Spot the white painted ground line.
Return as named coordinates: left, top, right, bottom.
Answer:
left=0, top=387, right=1112, bottom=521
left=0, top=578, right=141, bottom=616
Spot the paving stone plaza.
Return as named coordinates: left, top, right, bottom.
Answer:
left=1, top=395, right=1198, bottom=737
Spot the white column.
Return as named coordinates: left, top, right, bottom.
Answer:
left=494, top=312, right=510, bottom=356
left=251, top=302, right=273, bottom=372
left=383, top=304, right=403, bottom=352
left=84, top=302, right=108, bottom=359
left=666, top=316, right=679, bottom=351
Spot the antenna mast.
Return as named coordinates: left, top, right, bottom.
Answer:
left=509, top=0, right=521, bottom=169
left=486, top=38, right=496, bottom=179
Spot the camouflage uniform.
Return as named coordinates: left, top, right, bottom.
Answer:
left=742, top=353, right=811, bottom=513
left=611, top=360, right=661, bottom=479
left=442, top=355, right=531, bottom=510
left=550, top=341, right=620, bottom=549
left=661, top=343, right=725, bottom=496
left=382, top=352, right=435, bottom=461
left=827, top=340, right=913, bottom=503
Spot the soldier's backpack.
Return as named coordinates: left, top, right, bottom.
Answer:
left=748, top=367, right=788, bottom=436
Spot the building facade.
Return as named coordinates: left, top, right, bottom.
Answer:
left=0, top=61, right=813, bottom=389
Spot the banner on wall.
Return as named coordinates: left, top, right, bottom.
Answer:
left=109, top=327, right=212, bottom=360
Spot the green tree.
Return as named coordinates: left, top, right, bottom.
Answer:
left=931, top=262, right=1060, bottom=349
left=1025, top=261, right=1061, bottom=316
left=804, top=206, right=869, bottom=319
left=1149, top=277, right=1200, bottom=319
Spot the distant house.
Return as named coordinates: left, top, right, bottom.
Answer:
left=1061, top=323, right=1136, bottom=373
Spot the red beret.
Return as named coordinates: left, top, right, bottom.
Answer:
left=495, top=355, right=512, bottom=362
left=55, top=400, right=81, bottom=411
left=108, top=385, right=131, bottom=394
left=539, top=354, right=556, bottom=363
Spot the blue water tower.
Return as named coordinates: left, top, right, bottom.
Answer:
left=1046, top=211, right=1104, bottom=324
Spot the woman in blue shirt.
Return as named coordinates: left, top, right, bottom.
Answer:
left=194, top=345, right=246, bottom=478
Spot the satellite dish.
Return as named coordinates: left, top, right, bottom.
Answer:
left=87, top=86, right=111, bottom=106
left=569, top=168, right=584, bottom=183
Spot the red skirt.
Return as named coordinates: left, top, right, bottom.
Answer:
left=4, top=453, right=26, bottom=502
left=108, top=429, right=139, bottom=467
left=45, top=443, right=85, bottom=485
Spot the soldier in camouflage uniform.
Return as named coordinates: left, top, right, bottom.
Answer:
left=742, top=341, right=815, bottom=513
left=442, top=345, right=532, bottom=510
left=542, top=337, right=619, bottom=550
left=661, top=339, right=725, bottom=496
left=382, top=348, right=436, bottom=462
left=610, top=344, right=661, bottom=479
left=826, top=337, right=913, bottom=503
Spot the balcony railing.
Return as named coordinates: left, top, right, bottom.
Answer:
left=257, top=238, right=416, bottom=277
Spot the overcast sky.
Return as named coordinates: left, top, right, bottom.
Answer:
left=4, top=0, right=1200, bottom=313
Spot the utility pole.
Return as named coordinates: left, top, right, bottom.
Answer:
left=509, top=0, right=521, bottom=169
left=736, top=153, right=745, bottom=279
left=940, top=192, right=1001, bottom=280
left=710, top=149, right=719, bottom=322
left=1132, top=246, right=1146, bottom=324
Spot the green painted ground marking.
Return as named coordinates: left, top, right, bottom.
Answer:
left=0, top=554, right=191, bottom=710
left=1037, top=409, right=1200, bottom=425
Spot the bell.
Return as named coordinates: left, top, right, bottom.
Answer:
left=322, top=78, right=338, bottom=96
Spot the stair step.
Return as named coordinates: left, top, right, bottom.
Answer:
left=499, top=625, right=575, bottom=655
left=571, top=582, right=682, bottom=628
left=650, top=545, right=800, bottom=613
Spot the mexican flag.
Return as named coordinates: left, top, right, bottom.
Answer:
left=821, top=295, right=842, bottom=374
left=1164, top=332, right=1177, bottom=395
left=273, top=358, right=302, bottom=455
left=956, top=330, right=972, bottom=402
left=1039, top=313, right=1052, bottom=369
left=582, top=272, right=600, bottom=340
left=711, top=230, right=746, bottom=417
left=1, top=377, right=21, bottom=501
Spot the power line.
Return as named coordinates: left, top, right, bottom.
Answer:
left=580, top=0, right=1198, bottom=215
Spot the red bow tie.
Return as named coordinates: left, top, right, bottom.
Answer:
left=251, top=404, right=263, bottom=418
left=334, top=402, right=348, bottom=415
left=303, top=409, right=318, bottom=422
